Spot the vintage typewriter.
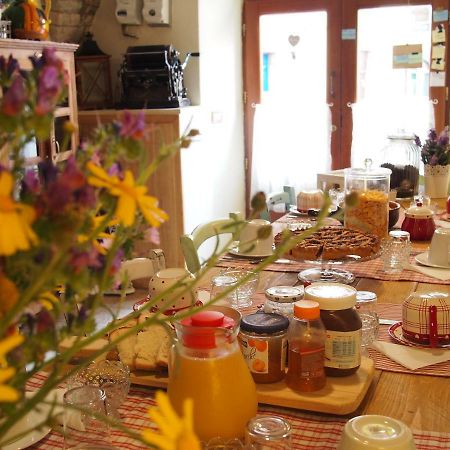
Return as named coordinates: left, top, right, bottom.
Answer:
left=119, top=45, right=198, bottom=108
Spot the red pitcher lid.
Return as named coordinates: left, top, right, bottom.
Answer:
left=180, top=311, right=235, bottom=349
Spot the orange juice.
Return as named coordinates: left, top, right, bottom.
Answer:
left=168, top=345, right=258, bottom=441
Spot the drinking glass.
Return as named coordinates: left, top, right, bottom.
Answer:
left=63, top=386, right=111, bottom=450
left=245, top=416, right=292, bottom=449
left=355, top=291, right=379, bottom=351
left=210, top=270, right=259, bottom=309
left=337, top=415, right=417, bottom=450
left=381, top=230, right=411, bottom=273
left=68, top=360, right=130, bottom=418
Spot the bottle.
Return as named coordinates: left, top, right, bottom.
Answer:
left=304, top=282, right=362, bottom=377
left=167, top=308, right=258, bottom=441
left=285, top=300, right=326, bottom=392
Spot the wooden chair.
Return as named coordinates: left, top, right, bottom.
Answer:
left=260, top=186, right=296, bottom=221
left=180, top=212, right=243, bottom=275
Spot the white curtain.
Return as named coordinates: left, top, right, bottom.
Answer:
left=250, top=103, right=332, bottom=198
left=350, top=98, right=435, bottom=168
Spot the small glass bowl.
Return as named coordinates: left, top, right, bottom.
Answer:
left=68, top=360, right=130, bottom=418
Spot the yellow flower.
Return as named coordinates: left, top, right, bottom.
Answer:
left=142, top=391, right=201, bottom=450
left=0, top=333, right=24, bottom=403
left=38, top=291, right=59, bottom=310
left=78, top=215, right=117, bottom=255
left=87, top=162, right=168, bottom=227
left=0, top=171, right=38, bottom=256
left=0, top=273, right=19, bottom=315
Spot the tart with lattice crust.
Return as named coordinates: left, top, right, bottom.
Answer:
left=275, top=226, right=380, bottom=260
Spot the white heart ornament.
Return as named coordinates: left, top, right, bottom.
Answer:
left=288, top=34, right=300, bottom=47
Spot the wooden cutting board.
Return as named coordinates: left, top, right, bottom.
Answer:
left=129, top=356, right=375, bottom=415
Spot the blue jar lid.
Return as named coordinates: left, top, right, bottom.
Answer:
left=241, top=312, right=289, bottom=334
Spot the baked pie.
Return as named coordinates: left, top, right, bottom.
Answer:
left=275, top=226, right=381, bottom=261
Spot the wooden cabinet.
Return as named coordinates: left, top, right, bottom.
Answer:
left=0, top=39, right=79, bottom=166
left=78, top=109, right=196, bottom=267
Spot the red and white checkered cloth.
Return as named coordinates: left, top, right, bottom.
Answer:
left=25, top=372, right=450, bottom=450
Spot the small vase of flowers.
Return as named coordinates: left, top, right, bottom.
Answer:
left=415, top=127, right=450, bottom=198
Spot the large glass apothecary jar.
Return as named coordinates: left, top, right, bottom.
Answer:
left=379, top=135, right=420, bottom=199
left=344, top=160, right=391, bottom=239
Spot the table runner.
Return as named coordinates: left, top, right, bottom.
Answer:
left=26, top=373, right=450, bottom=450
left=217, top=251, right=450, bottom=285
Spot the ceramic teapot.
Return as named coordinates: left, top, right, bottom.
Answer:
left=2, top=0, right=51, bottom=41
left=402, top=292, right=450, bottom=346
left=400, top=204, right=435, bottom=241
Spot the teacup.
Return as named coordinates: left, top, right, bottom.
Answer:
left=428, top=227, right=450, bottom=267
left=402, top=292, right=450, bottom=346
left=238, top=219, right=273, bottom=256
left=147, top=268, right=197, bottom=315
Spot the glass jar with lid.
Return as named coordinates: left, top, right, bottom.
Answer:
left=263, top=285, right=304, bottom=318
left=344, top=159, right=391, bottom=239
left=380, top=135, right=420, bottom=199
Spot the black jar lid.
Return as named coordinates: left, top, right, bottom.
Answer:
left=240, top=312, right=289, bottom=334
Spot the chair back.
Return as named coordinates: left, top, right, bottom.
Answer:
left=260, top=185, right=296, bottom=221
left=180, top=212, right=243, bottom=275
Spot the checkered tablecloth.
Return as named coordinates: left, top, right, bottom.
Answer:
left=26, top=372, right=450, bottom=450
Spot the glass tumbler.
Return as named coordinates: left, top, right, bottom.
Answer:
left=63, top=386, right=111, bottom=450
left=210, top=270, right=259, bottom=309
left=355, top=291, right=379, bottom=351
left=245, top=416, right=292, bottom=449
left=381, top=230, right=411, bottom=273
left=68, top=360, right=130, bottom=418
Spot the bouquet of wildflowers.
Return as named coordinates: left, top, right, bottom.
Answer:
left=0, top=47, right=329, bottom=448
left=415, top=127, right=450, bottom=166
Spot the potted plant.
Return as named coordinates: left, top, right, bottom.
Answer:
left=415, top=127, right=450, bottom=198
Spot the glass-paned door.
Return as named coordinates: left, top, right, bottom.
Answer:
left=350, top=4, right=434, bottom=168
left=243, top=0, right=341, bottom=206
left=251, top=10, right=332, bottom=197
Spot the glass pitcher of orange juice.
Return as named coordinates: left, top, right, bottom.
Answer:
left=167, top=306, right=258, bottom=441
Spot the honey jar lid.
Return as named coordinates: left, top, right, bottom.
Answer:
left=304, top=282, right=357, bottom=310
left=265, top=286, right=304, bottom=303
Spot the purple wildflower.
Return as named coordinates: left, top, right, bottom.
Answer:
left=108, top=162, right=123, bottom=178
left=429, top=129, right=437, bottom=141
left=69, top=248, right=102, bottom=274
left=22, top=170, right=40, bottom=195
left=0, top=55, right=19, bottom=79
left=35, top=65, right=63, bottom=116
left=429, top=154, right=439, bottom=166
left=438, top=127, right=449, bottom=146
left=414, top=134, right=421, bottom=147
left=38, top=160, right=59, bottom=187
left=1, top=76, right=26, bottom=116
left=144, top=227, right=160, bottom=245
left=118, top=110, right=145, bottom=139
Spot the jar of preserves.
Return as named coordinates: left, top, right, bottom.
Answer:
left=238, top=312, right=289, bottom=383
left=263, top=285, right=304, bottom=318
left=380, top=135, right=420, bottom=199
left=344, top=159, right=391, bottom=239
left=304, top=282, right=362, bottom=377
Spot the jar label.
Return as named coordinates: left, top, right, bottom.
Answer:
left=238, top=336, right=269, bottom=374
left=325, top=329, right=361, bottom=369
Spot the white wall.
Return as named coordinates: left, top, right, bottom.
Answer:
left=91, top=0, right=245, bottom=248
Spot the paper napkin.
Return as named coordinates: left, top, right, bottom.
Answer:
left=371, top=341, right=450, bottom=370
left=405, top=263, right=450, bottom=281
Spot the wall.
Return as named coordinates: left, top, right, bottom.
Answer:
left=91, top=0, right=200, bottom=105
left=91, top=0, right=245, bottom=256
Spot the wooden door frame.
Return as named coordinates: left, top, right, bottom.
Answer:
left=340, top=0, right=449, bottom=169
left=243, top=0, right=342, bottom=214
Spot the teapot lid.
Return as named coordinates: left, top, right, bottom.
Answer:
left=180, top=311, right=235, bottom=349
left=405, top=205, right=434, bottom=218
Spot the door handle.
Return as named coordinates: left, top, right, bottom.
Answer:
left=329, top=71, right=336, bottom=98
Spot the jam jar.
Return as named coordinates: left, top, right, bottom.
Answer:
left=238, top=312, right=289, bottom=383
left=263, top=285, right=304, bottom=318
left=304, top=282, right=362, bottom=377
